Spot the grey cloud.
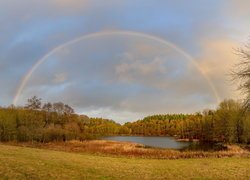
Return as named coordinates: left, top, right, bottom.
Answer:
left=17, top=36, right=218, bottom=121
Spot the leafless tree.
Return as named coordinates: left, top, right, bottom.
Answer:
left=232, top=40, right=250, bottom=111
left=25, top=96, right=42, bottom=110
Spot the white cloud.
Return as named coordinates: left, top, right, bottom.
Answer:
left=53, top=73, right=68, bottom=83
left=115, top=54, right=166, bottom=83
left=81, top=107, right=144, bottom=124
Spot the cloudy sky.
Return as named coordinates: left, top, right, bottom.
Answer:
left=0, top=0, right=249, bottom=123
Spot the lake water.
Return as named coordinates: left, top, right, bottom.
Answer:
left=101, top=136, right=227, bottom=151
left=101, top=136, right=191, bottom=149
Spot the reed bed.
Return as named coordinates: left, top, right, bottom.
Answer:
left=5, top=140, right=249, bottom=159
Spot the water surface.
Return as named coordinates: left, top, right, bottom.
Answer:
left=101, top=136, right=190, bottom=149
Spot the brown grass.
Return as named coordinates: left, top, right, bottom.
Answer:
left=1, top=144, right=249, bottom=179
left=5, top=140, right=250, bottom=159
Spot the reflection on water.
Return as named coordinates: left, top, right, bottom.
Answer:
left=182, top=142, right=227, bottom=151
left=101, top=136, right=226, bottom=151
left=101, top=136, right=190, bottom=149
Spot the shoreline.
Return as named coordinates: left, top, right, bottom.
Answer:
left=2, top=140, right=249, bottom=159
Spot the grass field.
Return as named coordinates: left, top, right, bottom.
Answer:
left=0, top=144, right=249, bottom=179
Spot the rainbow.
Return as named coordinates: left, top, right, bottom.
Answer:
left=13, top=30, right=220, bottom=105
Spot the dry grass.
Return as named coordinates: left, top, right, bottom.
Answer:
left=6, top=140, right=250, bottom=159
left=0, top=144, right=249, bottom=179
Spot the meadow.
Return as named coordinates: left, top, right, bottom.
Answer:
left=0, top=144, right=249, bottom=180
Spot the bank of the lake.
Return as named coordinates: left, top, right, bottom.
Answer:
left=5, top=140, right=249, bottom=159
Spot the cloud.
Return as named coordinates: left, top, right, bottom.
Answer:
left=115, top=55, right=167, bottom=83
left=16, top=35, right=220, bottom=121
left=197, top=38, right=240, bottom=99
left=49, top=0, right=117, bottom=15
left=51, top=0, right=87, bottom=8
left=226, top=1, right=250, bottom=17
left=81, top=107, right=144, bottom=124
left=0, top=0, right=249, bottom=122
left=53, top=73, right=68, bottom=83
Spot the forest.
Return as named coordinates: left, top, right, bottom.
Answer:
left=0, top=97, right=249, bottom=144
left=125, top=99, right=250, bottom=143
left=0, top=97, right=124, bottom=142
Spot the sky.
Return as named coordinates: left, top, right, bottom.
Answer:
left=0, top=0, right=249, bottom=123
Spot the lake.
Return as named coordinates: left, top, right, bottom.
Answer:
left=101, top=136, right=191, bottom=149
left=101, top=136, right=227, bottom=151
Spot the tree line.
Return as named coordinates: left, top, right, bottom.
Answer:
left=0, top=97, right=249, bottom=144
left=0, top=97, right=125, bottom=142
left=124, top=99, right=250, bottom=144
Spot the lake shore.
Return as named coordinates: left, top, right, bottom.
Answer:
left=176, top=138, right=199, bottom=142
left=3, top=140, right=250, bottom=159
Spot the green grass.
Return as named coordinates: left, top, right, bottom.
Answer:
left=0, top=144, right=249, bottom=180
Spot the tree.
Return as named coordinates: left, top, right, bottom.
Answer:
left=52, top=102, right=74, bottom=115
left=64, top=104, right=74, bottom=115
left=214, top=99, right=243, bottom=143
left=52, top=102, right=65, bottom=115
left=232, top=40, right=250, bottom=110
left=8, top=104, right=15, bottom=109
left=25, top=96, right=42, bottom=110
left=42, top=102, right=53, bottom=128
left=42, top=102, right=52, bottom=113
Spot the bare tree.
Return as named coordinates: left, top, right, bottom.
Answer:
left=52, top=102, right=65, bottom=115
left=25, top=96, right=42, bottom=110
left=8, top=104, right=16, bottom=109
left=42, top=102, right=53, bottom=127
left=232, top=40, right=250, bottom=110
left=64, top=104, right=74, bottom=114
left=52, top=102, right=74, bottom=115
left=42, top=102, right=52, bottom=113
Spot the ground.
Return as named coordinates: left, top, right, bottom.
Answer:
left=0, top=144, right=249, bottom=180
